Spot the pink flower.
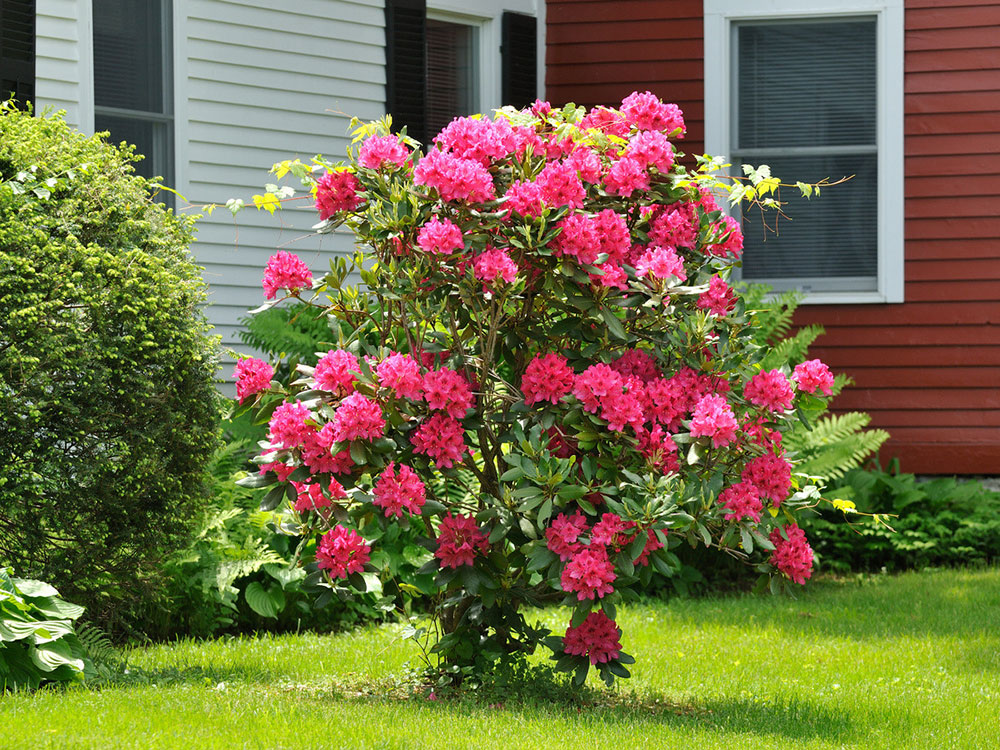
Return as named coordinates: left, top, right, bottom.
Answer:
left=416, top=215, right=465, bottom=255
left=315, top=170, right=364, bottom=219
left=412, top=413, right=468, bottom=469
left=697, top=187, right=721, bottom=214
left=636, top=245, right=686, bottom=282
left=590, top=262, right=629, bottom=291
left=769, top=523, right=814, bottom=585
left=522, top=353, right=576, bottom=406
left=793, top=359, right=835, bottom=396
left=435, top=513, right=489, bottom=568
left=742, top=452, right=792, bottom=505
left=561, top=546, right=616, bottom=600
left=604, top=156, right=650, bottom=197
left=546, top=512, right=588, bottom=561
left=636, top=424, right=680, bottom=473
left=718, top=482, right=763, bottom=523
left=573, top=363, right=624, bottom=414
left=301, top=423, right=354, bottom=475
left=422, top=368, right=474, bottom=418
left=331, top=393, right=385, bottom=442
left=648, top=202, right=699, bottom=249
left=262, top=251, right=312, bottom=299
left=259, top=460, right=295, bottom=482
left=697, top=276, right=737, bottom=317
left=600, top=382, right=645, bottom=433
left=414, top=148, right=495, bottom=203
left=620, top=91, right=685, bottom=134
left=473, top=247, right=519, bottom=285
left=689, top=394, right=738, bottom=448
left=373, top=462, right=426, bottom=518
left=591, top=513, right=638, bottom=549
left=314, top=349, right=360, bottom=396
left=536, top=161, right=586, bottom=210
left=234, top=358, right=274, bottom=402
left=504, top=180, right=544, bottom=218
left=316, top=525, right=370, bottom=578
left=434, top=116, right=514, bottom=166
left=626, top=131, right=675, bottom=172
left=563, top=611, right=623, bottom=665
left=358, top=135, right=410, bottom=170
left=565, top=146, right=603, bottom=183
left=268, top=401, right=313, bottom=449
left=551, top=213, right=601, bottom=265
left=744, top=369, right=795, bottom=413
left=643, top=377, right=688, bottom=431
left=293, top=477, right=347, bottom=512
left=707, top=216, right=744, bottom=259
left=377, top=352, right=423, bottom=399
left=580, top=106, right=630, bottom=138
left=611, top=349, right=659, bottom=383
left=594, top=209, right=631, bottom=265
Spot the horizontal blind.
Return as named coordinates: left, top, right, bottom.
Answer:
left=426, top=19, right=475, bottom=142
left=735, top=18, right=878, bottom=287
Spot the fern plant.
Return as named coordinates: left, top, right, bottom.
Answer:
left=743, top=284, right=889, bottom=482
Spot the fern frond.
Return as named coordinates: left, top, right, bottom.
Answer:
left=760, top=325, right=824, bottom=370
left=789, top=412, right=890, bottom=481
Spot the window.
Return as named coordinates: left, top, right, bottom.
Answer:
left=93, top=0, right=173, bottom=189
left=704, top=1, right=903, bottom=304
left=0, top=0, right=35, bottom=109
left=385, top=0, right=538, bottom=146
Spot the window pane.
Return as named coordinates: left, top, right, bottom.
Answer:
left=95, top=114, right=171, bottom=183
left=426, top=19, right=476, bottom=139
left=736, top=19, right=876, bottom=149
left=93, top=0, right=166, bottom=113
left=740, top=153, right=877, bottom=287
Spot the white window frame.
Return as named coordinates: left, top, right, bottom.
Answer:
left=704, top=0, right=904, bottom=305
left=427, top=0, right=545, bottom=114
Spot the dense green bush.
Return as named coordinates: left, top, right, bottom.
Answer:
left=801, top=462, right=1000, bottom=572
left=0, top=103, right=220, bottom=636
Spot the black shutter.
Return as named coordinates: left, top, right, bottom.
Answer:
left=501, top=11, right=536, bottom=109
left=385, top=0, right=427, bottom=145
left=0, top=0, right=35, bottom=109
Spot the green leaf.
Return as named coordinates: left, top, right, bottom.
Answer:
left=244, top=581, right=284, bottom=619
left=12, top=579, right=59, bottom=598
left=29, top=640, right=85, bottom=673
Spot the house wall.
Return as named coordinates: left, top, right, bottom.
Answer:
left=545, top=0, right=1000, bottom=474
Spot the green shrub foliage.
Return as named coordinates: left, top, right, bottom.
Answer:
left=0, top=103, right=220, bottom=634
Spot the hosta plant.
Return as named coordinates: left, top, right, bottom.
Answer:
left=234, top=93, right=837, bottom=687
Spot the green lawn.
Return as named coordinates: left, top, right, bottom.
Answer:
left=4, top=568, right=998, bottom=749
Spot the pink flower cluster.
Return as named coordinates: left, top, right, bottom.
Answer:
left=718, top=482, right=763, bottom=522
left=563, top=611, right=622, bottom=665
left=522, top=352, right=576, bottom=406
left=707, top=216, right=744, bottom=258
left=315, top=170, right=364, bottom=219
left=262, top=251, right=312, bottom=300
left=552, top=213, right=601, bottom=265
left=412, top=413, right=467, bottom=468
left=793, top=359, right=835, bottom=396
left=561, top=546, right=616, bottom=600
left=769, top=523, right=814, bottom=584
left=473, top=247, right=518, bottom=285
left=358, top=135, right=410, bottom=171
left=373, top=462, right=426, bottom=518
left=697, top=276, right=736, bottom=317
left=690, top=394, right=738, bottom=447
left=293, top=477, right=347, bottom=512
left=435, top=513, right=489, bottom=568
left=417, top=216, right=465, bottom=255
left=234, top=357, right=273, bottom=402
left=331, top=393, right=385, bottom=442
left=316, top=525, right=370, bottom=579
left=422, top=368, right=474, bottom=418
left=626, top=131, right=675, bottom=172
left=377, top=352, right=423, bottom=399
left=620, top=90, right=686, bottom=134
left=744, top=369, right=795, bottom=413
left=635, top=245, right=686, bottom=282
left=742, top=452, right=792, bottom=504
left=536, top=161, right=586, bottom=209
left=648, top=202, right=698, bottom=249
left=504, top=180, right=544, bottom=218
left=413, top=148, right=494, bottom=203
left=268, top=401, right=313, bottom=449
left=545, top=511, right=588, bottom=561
left=314, top=349, right=359, bottom=396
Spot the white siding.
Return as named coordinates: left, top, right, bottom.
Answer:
left=34, top=0, right=93, bottom=130
left=177, top=0, right=386, bottom=367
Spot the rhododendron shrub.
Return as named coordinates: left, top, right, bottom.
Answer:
left=235, top=95, right=836, bottom=687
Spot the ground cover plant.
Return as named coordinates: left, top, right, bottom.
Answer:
left=4, top=568, right=998, bottom=749
left=0, top=103, right=220, bottom=635
left=230, top=93, right=855, bottom=686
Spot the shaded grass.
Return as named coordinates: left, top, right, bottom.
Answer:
left=3, top=568, right=998, bottom=749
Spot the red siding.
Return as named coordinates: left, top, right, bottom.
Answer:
left=546, top=0, right=1000, bottom=474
